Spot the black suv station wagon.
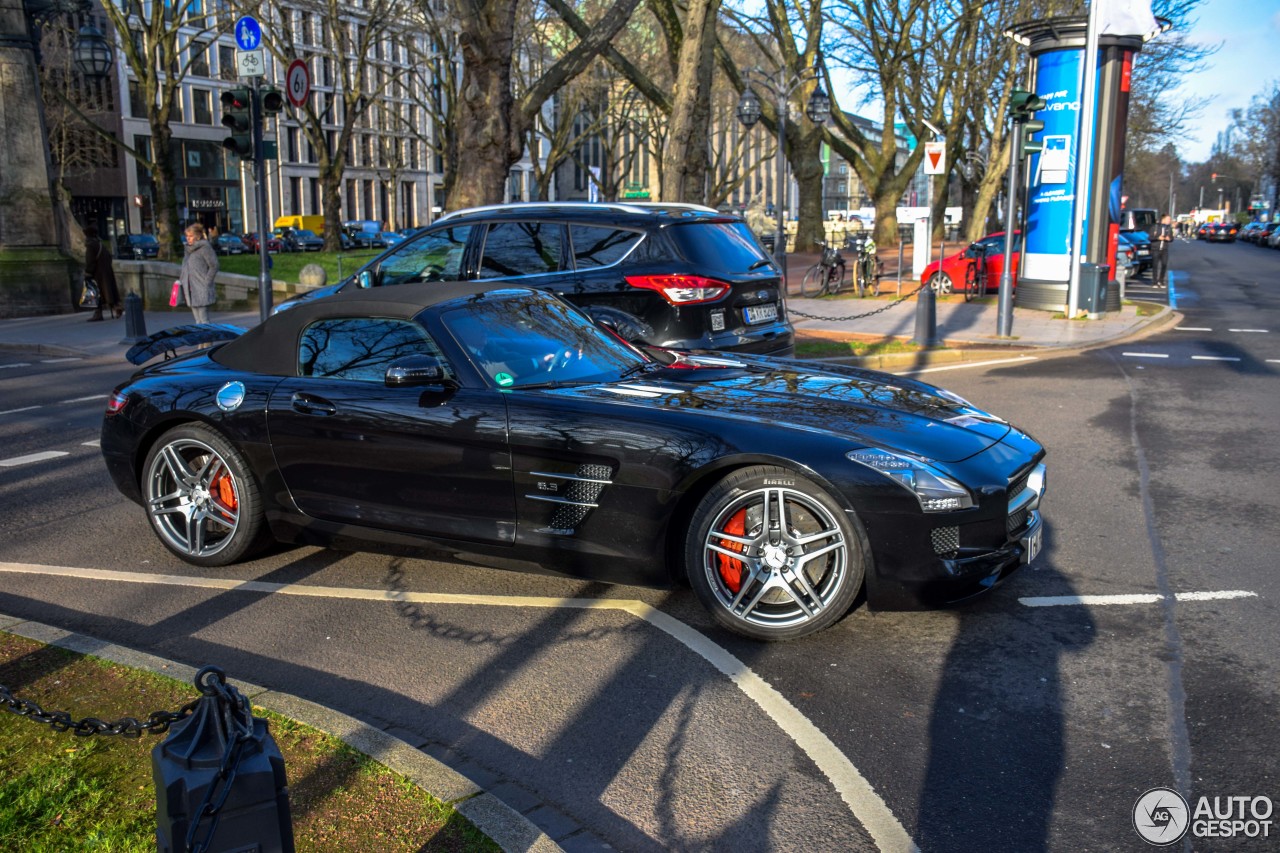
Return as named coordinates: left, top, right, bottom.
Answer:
left=276, top=203, right=794, bottom=356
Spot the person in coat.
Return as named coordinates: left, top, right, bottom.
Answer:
left=179, top=223, right=219, bottom=323
left=84, top=225, right=121, bottom=321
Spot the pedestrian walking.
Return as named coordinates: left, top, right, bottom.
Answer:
left=1151, top=214, right=1174, bottom=288
left=179, top=222, right=219, bottom=323
left=83, top=225, right=122, bottom=321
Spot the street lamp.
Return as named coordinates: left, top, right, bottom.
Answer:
left=735, top=59, right=831, bottom=279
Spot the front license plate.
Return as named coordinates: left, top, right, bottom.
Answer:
left=1020, top=525, right=1043, bottom=565
left=743, top=303, right=778, bottom=325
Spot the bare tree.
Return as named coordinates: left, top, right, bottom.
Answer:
left=652, top=0, right=722, bottom=202
left=1232, top=82, right=1280, bottom=215
left=246, top=0, right=419, bottom=249
left=96, top=0, right=231, bottom=258
left=445, top=0, right=644, bottom=210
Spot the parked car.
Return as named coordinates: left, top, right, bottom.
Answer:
left=288, top=229, right=325, bottom=251
left=277, top=202, right=795, bottom=357
left=920, top=231, right=1020, bottom=295
left=380, top=231, right=406, bottom=248
left=343, top=220, right=386, bottom=249
left=1239, top=222, right=1267, bottom=243
left=1196, top=222, right=1214, bottom=239
left=116, top=234, right=160, bottom=260
left=213, top=234, right=247, bottom=255
left=105, top=281, right=1047, bottom=641
left=1267, top=225, right=1280, bottom=249
left=1205, top=222, right=1239, bottom=243
left=242, top=232, right=282, bottom=253
left=1116, top=229, right=1151, bottom=277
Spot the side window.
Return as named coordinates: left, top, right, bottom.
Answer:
left=297, top=317, right=452, bottom=382
left=477, top=221, right=565, bottom=279
left=378, top=226, right=471, bottom=287
left=569, top=225, right=643, bottom=270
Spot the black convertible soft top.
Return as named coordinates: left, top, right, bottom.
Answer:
left=212, top=280, right=525, bottom=376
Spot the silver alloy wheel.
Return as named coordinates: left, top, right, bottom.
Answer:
left=929, top=272, right=952, bottom=294
left=145, top=437, right=241, bottom=558
left=701, top=486, right=849, bottom=631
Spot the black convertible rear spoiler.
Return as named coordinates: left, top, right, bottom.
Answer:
left=125, top=323, right=246, bottom=365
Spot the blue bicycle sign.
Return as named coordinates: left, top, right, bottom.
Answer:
left=234, top=16, right=262, bottom=51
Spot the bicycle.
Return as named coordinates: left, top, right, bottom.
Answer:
left=963, top=244, right=988, bottom=302
left=800, top=241, right=846, bottom=297
left=848, top=234, right=881, bottom=297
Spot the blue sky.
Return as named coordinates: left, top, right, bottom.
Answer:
left=1173, top=0, right=1280, bottom=162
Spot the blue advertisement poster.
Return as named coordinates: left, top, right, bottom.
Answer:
left=1023, top=48, right=1083, bottom=283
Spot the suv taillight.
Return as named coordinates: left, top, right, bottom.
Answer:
left=625, top=274, right=731, bottom=304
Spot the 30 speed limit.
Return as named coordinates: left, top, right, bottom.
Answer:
left=286, top=59, right=310, bottom=108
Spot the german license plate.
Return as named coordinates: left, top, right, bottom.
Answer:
left=743, top=303, right=778, bottom=325
left=1020, top=524, right=1043, bottom=564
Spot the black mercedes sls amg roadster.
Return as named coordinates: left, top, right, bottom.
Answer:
left=102, top=282, right=1046, bottom=640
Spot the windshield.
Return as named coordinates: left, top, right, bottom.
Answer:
left=441, top=291, right=646, bottom=389
left=295, top=230, right=318, bottom=239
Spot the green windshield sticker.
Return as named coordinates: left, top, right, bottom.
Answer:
left=494, top=372, right=514, bottom=387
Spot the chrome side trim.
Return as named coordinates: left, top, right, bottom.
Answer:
left=527, top=494, right=599, bottom=508
left=530, top=470, right=613, bottom=485
left=1009, top=462, right=1047, bottom=515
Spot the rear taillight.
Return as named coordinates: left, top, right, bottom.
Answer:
left=625, top=274, right=731, bottom=304
left=105, top=391, right=129, bottom=415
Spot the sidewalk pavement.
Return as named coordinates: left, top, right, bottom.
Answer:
left=0, top=275, right=1173, bottom=363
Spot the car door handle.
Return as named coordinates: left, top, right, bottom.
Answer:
left=290, top=392, right=336, bottom=416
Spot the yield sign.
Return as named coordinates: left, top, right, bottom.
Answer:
left=923, top=141, right=946, bottom=175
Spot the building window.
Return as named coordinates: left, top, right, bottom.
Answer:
left=128, top=80, right=147, bottom=118
left=287, top=127, right=299, bottom=163
left=309, top=177, right=320, bottom=214
left=346, top=179, right=358, bottom=219
left=189, top=40, right=209, bottom=77
left=191, top=88, right=212, bottom=125
left=218, top=45, right=235, bottom=81
left=169, top=90, right=183, bottom=123
left=290, top=176, right=302, bottom=215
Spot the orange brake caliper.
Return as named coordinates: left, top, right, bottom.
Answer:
left=716, top=509, right=748, bottom=593
left=213, top=473, right=238, bottom=515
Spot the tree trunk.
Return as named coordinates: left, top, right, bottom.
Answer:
left=148, top=118, right=181, bottom=262
left=449, top=6, right=519, bottom=210
left=791, top=129, right=826, bottom=252
left=320, top=164, right=344, bottom=252
left=659, top=0, right=720, bottom=203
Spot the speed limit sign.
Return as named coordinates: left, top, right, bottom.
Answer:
left=286, top=59, right=310, bottom=108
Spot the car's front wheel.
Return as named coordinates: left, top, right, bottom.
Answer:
left=141, top=423, right=270, bottom=566
left=685, top=466, right=865, bottom=641
left=928, top=272, right=953, bottom=294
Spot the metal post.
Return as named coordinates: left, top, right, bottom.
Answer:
left=251, top=78, right=271, bottom=322
left=897, top=237, right=904, bottom=295
left=913, top=173, right=938, bottom=346
left=998, top=124, right=1021, bottom=337
left=775, top=89, right=787, bottom=282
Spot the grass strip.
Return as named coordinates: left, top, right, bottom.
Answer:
left=219, top=251, right=381, bottom=285
left=0, top=633, right=498, bottom=853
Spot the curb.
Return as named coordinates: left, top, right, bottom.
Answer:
left=0, top=341, right=93, bottom=358
left=796, top=302, right=1177, bottom=370
left=0, top=613, right=562, bottom=853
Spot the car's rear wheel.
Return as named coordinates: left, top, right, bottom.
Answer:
left=142, top=423, right=269, bottom=567
left=928, top=272, right=953, bottom=294
left=685, top=466, right=865, bottom=641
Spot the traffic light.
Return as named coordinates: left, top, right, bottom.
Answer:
left=1211, top=172, right=1217, bottom=182
left=261, top=86, right=285, bottom=116
left=1009, top=89, right=1047, bottom=121
left=221, top=87, right=254, bottom=160
left=1008, top=89, right=1047, bottom=160
left=1020, top=117, right=1046, bottom=159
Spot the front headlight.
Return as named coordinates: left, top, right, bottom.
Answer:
left=846, top=448, right=974, bottom=512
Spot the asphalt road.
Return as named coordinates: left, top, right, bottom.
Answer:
left=1, top=238, right=1276, bottom=851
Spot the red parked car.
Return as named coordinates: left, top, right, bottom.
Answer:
left=921, top=231, right=1020, bottom=295
left=241, top=232, right=282, bottom=253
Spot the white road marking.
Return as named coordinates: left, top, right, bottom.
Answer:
left=1020, top=590, right=1257, bottom=608
left=0, top=561, right=918, bottom=853
left=1228, top=329, right=1268, bottom=333
left=81, top=439, right=100, bottom=447
left=0, top=451, right=70, bottom=467
left=1175, top=327, right=1211, bottom=332
left=0, top=406, right=40, bottom=416
left=1268, top=360, right=1280, bottom=365
left=39, top=357, right=82, bottom=364
left=899, top=355, right=1038, bottom=375
left=58, top=394, right=106, bottom=405
left=1122, top=352, right=1168, bottom=358
left=0, top=362, right=32, bottom=369
left=1190, top=355, right=1241, bottom=362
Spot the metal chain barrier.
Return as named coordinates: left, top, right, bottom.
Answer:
left=787, top=281, right=929, bottom=322
left=0, top=680, right=198, bottom=738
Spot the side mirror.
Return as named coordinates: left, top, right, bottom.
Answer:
left=358, top=269, right=375, bottom=289
left=385, top=355, right=456, bottom=388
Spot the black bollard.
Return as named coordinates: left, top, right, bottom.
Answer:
left=119, top=291, right=148, bottom=346
left=153, top=666, right=293, bottom=853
